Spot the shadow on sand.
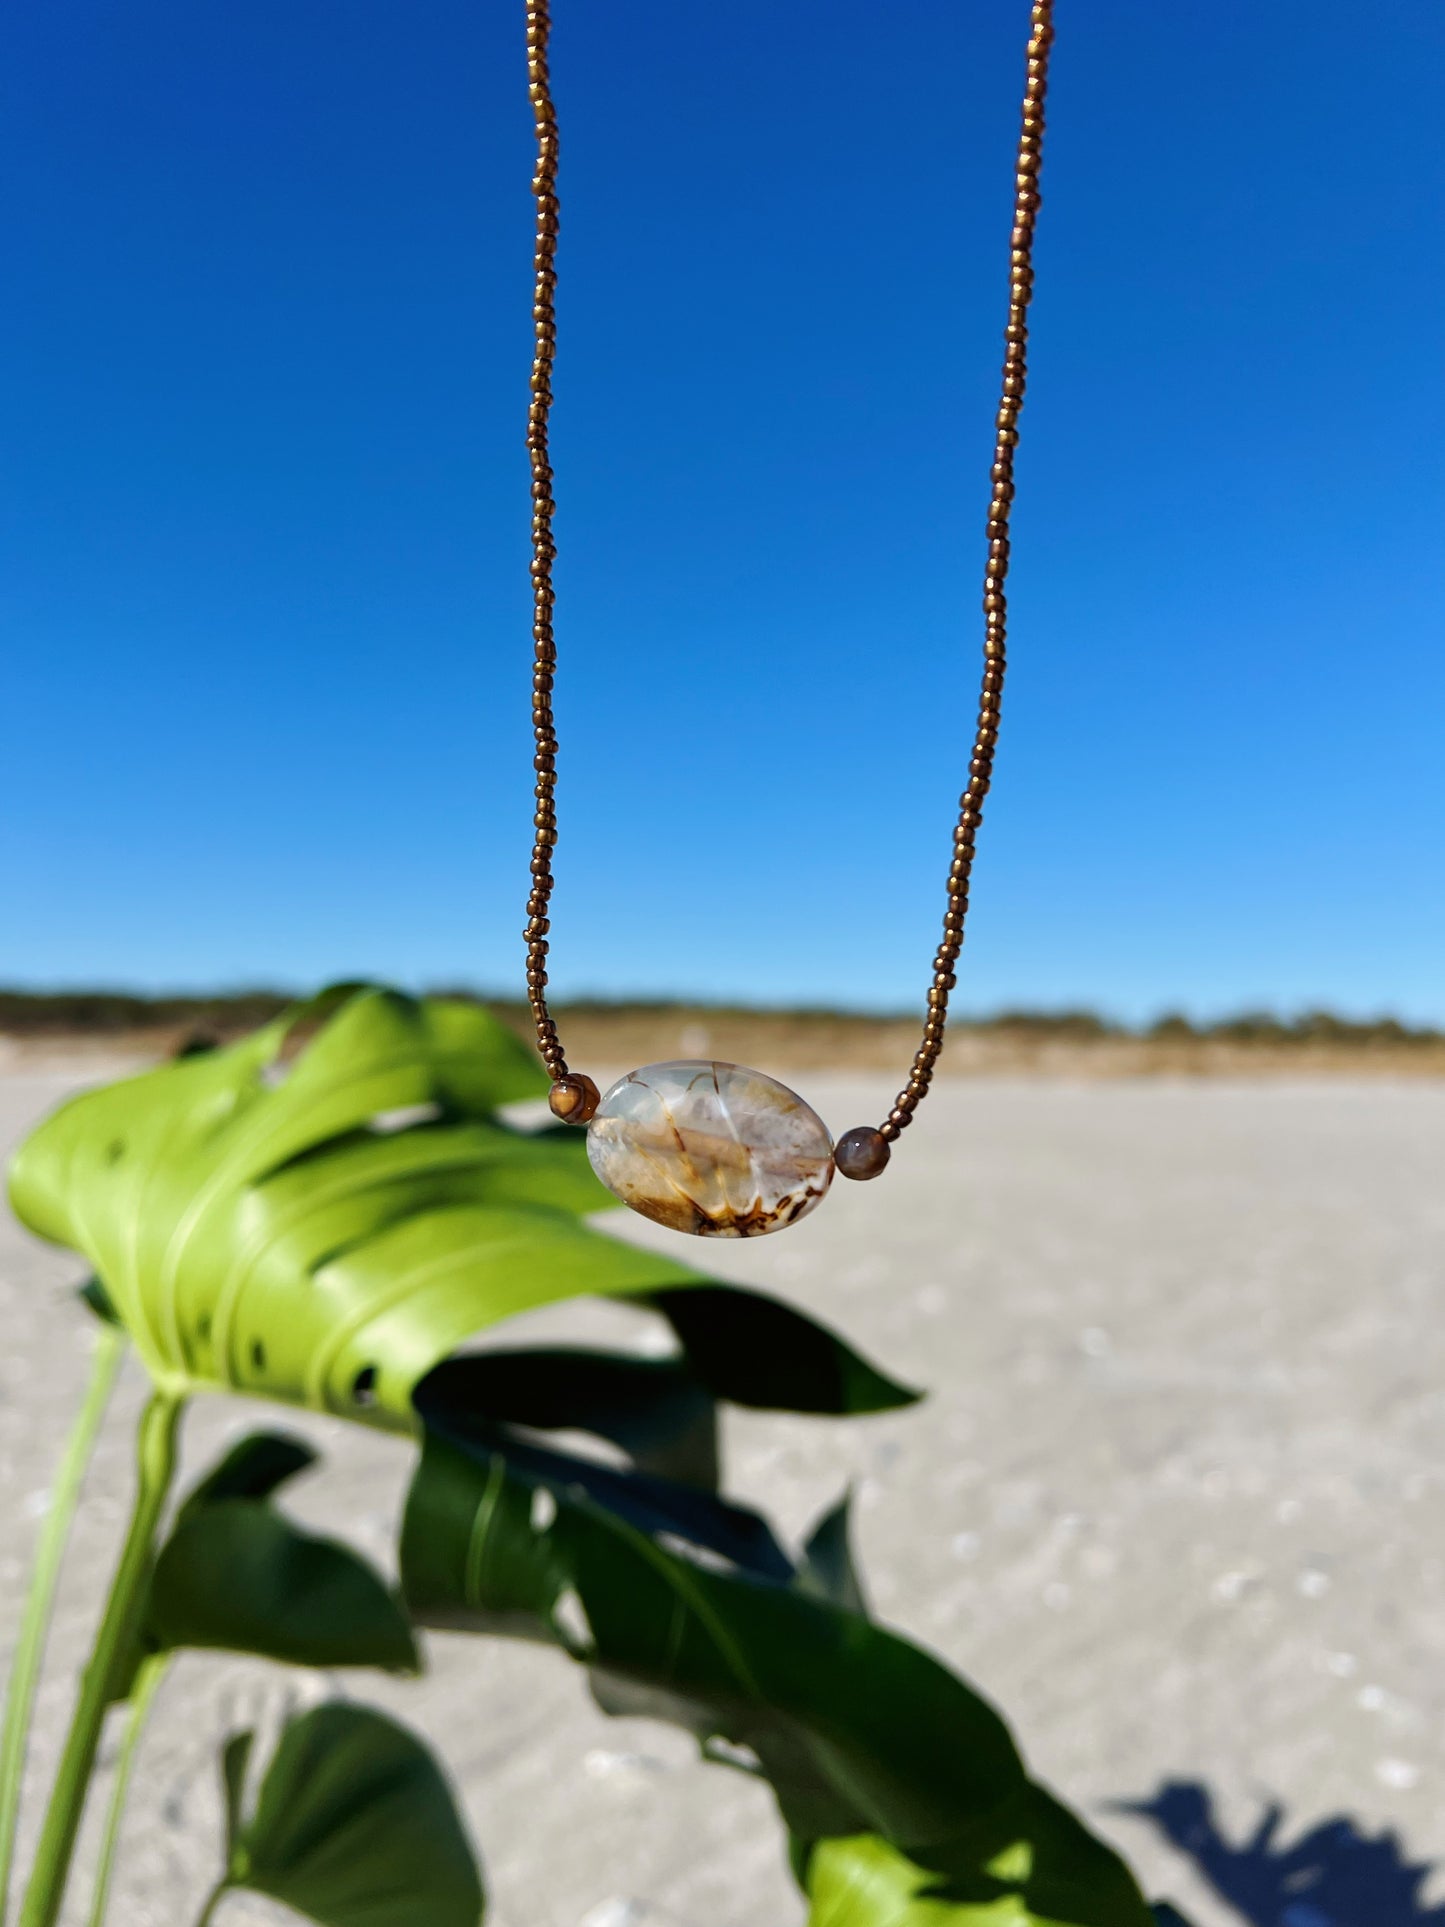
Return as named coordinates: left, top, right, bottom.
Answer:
left=1128, top=1780, right=1445, bottom=1927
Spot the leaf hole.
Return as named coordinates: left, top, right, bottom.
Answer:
left=250, top=1339, right=266, bottom=1372
left=264, top=1009, right=333, bottom=1083
left=351, top=1365, right=379, bottom=1407
left=105, top=1139, right=126, bottom=1165
left=530, top=1487, right=557, bottom=1533
left=657, top=1532, right=733, bottom=1576
left=703, top=1735, right=762, bottom=1775
left=495, top=1096, right=558, bottom=1135
left=174, top=1029, right=219, bottom=1059
left=368, top=1102, right=443, bottom=1135
left=552, top=1586, right=594, bottom=1657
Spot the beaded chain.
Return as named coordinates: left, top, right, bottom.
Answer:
left=521, top=0, right=1057, bottom=1182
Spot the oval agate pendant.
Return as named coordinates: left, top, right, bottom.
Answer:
left=586, top=1061, right=834, bottom=1238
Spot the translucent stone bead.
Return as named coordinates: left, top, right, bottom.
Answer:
left=834, top=1124, right=890, bottom=1180
left=587, top=1060, right=834, bottom=1238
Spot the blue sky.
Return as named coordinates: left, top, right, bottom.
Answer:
left=2, top=1, right=1441, bottom=1023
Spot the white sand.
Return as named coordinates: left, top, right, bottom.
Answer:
left=4, top=1063, right=1445, bottom=1926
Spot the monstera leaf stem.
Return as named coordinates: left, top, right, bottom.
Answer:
left=83, top=1655, right=167, bottom=1927
left=192, top=1883, right=225, bottom=1927
left=18, top=1392, right=185, bottom=1927
left=0, top=1324, right=125, bottom=1925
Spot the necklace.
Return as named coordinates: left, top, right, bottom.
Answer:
left=522, top=0, right=1055, bottom=1238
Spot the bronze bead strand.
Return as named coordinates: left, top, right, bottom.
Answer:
left=518, top=0, right=1059, bottom=1191
left=837, top=0, right=1055, bottom=1174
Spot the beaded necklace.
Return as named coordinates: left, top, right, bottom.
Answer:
left=521, top=0, right=1056, bottom=1237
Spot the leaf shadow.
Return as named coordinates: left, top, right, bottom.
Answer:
left=1125, top=1779, right=1445, bottom=1927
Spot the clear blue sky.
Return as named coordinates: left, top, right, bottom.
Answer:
left=2, top=1, right=1441, bottom=1023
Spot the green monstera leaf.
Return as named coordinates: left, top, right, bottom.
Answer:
left=796, top=1493, right=869, bottom=1617
left=809, top=1819, right=1171, bottom=1927
left=144, top=1431, right=418, bottom=1679
left=399, top=1424, right=1155, bottom=1927
left=415, top=1347, right=723, bottom=1488
left=105, top=1431, right=417, bottom=1705
left=803, top=1819, right=1175, bottom=1926
left=412, top=1360, right=795, bottom=1585
left=7, top=987, right=910, bottom=1431
left=806, top=1833, right=1031, bottom=1924
left=214, top=1703, right=483, bottom=1927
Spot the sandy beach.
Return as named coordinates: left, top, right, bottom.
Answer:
left=4, top=1059, right=1445, bottom=1925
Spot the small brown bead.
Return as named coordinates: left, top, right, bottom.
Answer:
left=834, top=1126, right=891, bottom=1182
left=548, top=1073, right=601, bottom=1125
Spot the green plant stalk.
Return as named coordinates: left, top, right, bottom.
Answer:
left=0, top=1325, right=126, bottom=1925
left=192, top=1880, right=226, bottom=1927
left=18, top=1390, right=184, bottom=1927
left=83, top=1654, right=167, bottom=1927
